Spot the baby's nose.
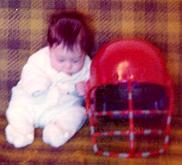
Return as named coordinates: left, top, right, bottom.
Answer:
left=64, top=62, right=72, bottom=74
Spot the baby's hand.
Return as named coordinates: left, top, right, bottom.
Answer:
left=75, top=81, right=86, bottom=96
left=56, top=83, right=75, bottom=95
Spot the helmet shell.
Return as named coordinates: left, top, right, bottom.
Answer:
left=90, top=39, right=170, bottom=88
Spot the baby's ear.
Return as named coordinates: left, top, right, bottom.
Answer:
left=50, top=43, right=59, bottom=49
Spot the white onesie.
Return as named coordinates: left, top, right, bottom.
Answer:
left=5, top=46, right=91, bottom=148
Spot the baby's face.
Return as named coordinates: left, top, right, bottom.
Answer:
left=49, top=43, right=85, bottom=75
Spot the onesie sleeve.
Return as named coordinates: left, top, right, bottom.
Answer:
left=19, top=53, right=51, bottom=97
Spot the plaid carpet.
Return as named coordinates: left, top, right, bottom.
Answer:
left=0, top=115, right=182, bottom=164
left=0, top=0, right=181, bottom=116
left=0, top=0, right=182, bottom=164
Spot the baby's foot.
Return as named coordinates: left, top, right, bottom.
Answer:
left=5, top=125, right=34, bottom=148
left=43, top=124, right=73, bottom=148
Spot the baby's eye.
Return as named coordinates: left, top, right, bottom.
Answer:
left=59, top=59, right=65, bottom=62
left=72, top=60, right=80, bottom=63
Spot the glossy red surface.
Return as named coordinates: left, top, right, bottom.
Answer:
left=89, top=39, right=170, bottom=88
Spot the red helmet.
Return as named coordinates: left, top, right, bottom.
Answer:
left=86, top=39, right=174, bottom=158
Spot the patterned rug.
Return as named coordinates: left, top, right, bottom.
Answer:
left=0, top=115, right=182, bottom=164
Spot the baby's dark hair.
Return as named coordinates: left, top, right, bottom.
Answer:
left=47, top=10, right=94, bottom=55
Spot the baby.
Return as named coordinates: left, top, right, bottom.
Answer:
left=5, top=11, right=94, bottom=148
